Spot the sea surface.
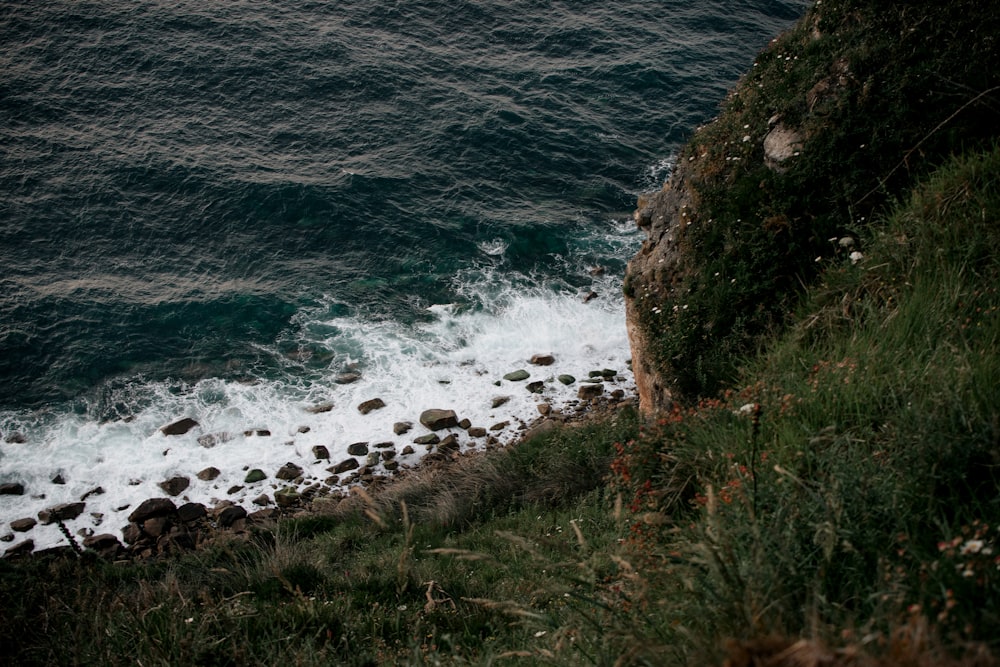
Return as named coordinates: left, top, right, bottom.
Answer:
left=0, top=0, right=807, bottom=550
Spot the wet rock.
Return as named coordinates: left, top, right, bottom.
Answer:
left=611, top=389, right=626, bottom=400
left=393, top=421, right=413, bottom=435
left=226, top=485, right=244, bottom=495
left=578, top=384, right=604, bottom=400
left=298, top=425, right=311, bottom=434
left=381, top=449, right=397, bottom=460
left=357, top=398, right=386, bottom=414
left=121, top=523, right=142, bottom=545
left=143, top=516, right=170, bottom=538
left=366, top=452, right=381, bottom=466
left=312, top=445, right=331, bottom=460
left=243, top=428, right=271, bottom=437
left=4, top=539, right=34, bottom=557
left=537, top=403, right=552, bottom=416
left=245, top=469, right=267, bottom=483
left=197, top=432, right=233, bottom=448
left=10, top=518, right=36, bottom=532
left=589, top=266, right=606, bottom=276
left=583, top=291, right=599, bottom=303
left=374, top=441, right=395, bottom=448
left=438, top=434, right=460, bottom=454
left=530, top=354, right=555, bottom=366
left=489, top=421, right=509, bottom=431
left=557, top=374, right=576, bottom=385
left=218, top=506, right=247, bottom=528
left=128, top=498, right=177, bottom=523
left=275, top=463, right=303, bottom=481
left=158, top=476, right=190, bottom=497
left=492, top=396, right=511, bottom=408
left=252, top=494, right=271, bottom=507
left=38, top=502, right=86, bottom=525
left=177, top=502, right=207, bottom=523
left=347, top=442, right=369, bottom=456
left=306, top=402, right=335, bottom=414
left=458, top=418, right=471, bottom=429
left=420, top=409, right=458, bottom=431
left=274, top=487, right=301, bottom=508
left=0, top=482, right=24, bottom=495
left=335, top=372, right=361, bottom=385
left=161, top=418, right=198, bottom=436
left=526, top=381, right=545, bottom=393
left=503, top=370, right=530, bottom=382
left=51, top=474, right=66, bottom=485
left=468, top=427, right=487, bottom=438
left=83, top=533, right=121, bottom=558
left=383, top=460, right=400, bottom=471
left=401, top=445, right=415, bottom=456
left=197, top=467, right=221, bottom=481
left=4, top=432, right=27, bottom=444
left=413, top=433, right=440, bottom=446
left=332, top=458, right=359, bottom=474
left=80, top=486, right=104, bottom=501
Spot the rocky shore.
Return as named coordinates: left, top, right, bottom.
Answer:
left=1, top=354, right=635, bottom=560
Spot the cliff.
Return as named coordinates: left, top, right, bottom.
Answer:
left=625, top=0, right=1000, bottom=411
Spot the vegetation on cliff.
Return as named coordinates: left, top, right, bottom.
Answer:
left=3, top=1, right=1000, bottom=665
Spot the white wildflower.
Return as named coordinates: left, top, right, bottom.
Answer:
left=961, top=539, right=985, bottom=555
left=849, top=251, right=864, bottom=264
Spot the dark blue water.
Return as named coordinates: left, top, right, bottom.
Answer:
left=1, top=0, right=807, bottom=410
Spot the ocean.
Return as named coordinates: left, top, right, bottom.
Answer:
left=0, top=0, right=807, bottom=551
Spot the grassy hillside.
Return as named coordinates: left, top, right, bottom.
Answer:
left=4, top=1, right=1000, bottom=664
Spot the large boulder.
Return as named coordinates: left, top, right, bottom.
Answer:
left=0, top=482, right=25, bottom=495
left=419, top=409, right=458, bottom=431
left=160, top=418, right=198, bottom=436
left=38, top=502, right=86, bottom=525
left=128, top=498, right=177, bottom=524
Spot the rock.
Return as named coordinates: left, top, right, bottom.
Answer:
left=468, top=427, right=487, bottom=438
left=332, top=458, right=359, bottom=474
left=503, top=370, right=530, bottom=382
left=4, top=432, right=27, bottom=444
left=530, top=354, right=555, bottom=366
left=458, top=418, right=471, bottom=429
left=252, top=494, right=271, bottom=506
left=306, top=402, right=335, bottom=414
left=80, top=486, right=104, bottom=501
left=275, top=463, right=303, bottom=481
left=420, top=409, right=458, bottom=431
left=600, top=368, right=617, bottom=378
left=413, top=433, right=440, bottom=445
left=121, top=523, right=142, bottom=545
left=312, top=445, right=331, bottom=460
left=583, top=291, right=598, bottom=303
left=393, top=421, right=413, bottom=435
left=38, top=502, right=86, bottom=525
left=557, top=374, right=576, bottom=385
left=0, top=482, right=24, bottom=495
left=763, top=121, right=804, bottom=172
left=128, top=498, right=177, bottom=523
left=537, top=403, right=551, bottom=416
left=197, top=467, right=221, bottom=481
left=401, top=446, right=415, bottom=456
left=335, top=372, right=361, bottom=385
left=347, top=442, right=369, bottom=456
left=1, top=533, right=15, bottom=542
left=10, top=518, right=36, bottom=532
left=161, top=418, right=198, bottom=436
left=177, top=502, right=207, bottom=523
left=578, top=384, right=604, bottom=400
left=298, top=425, right=311, bottom=434
left=274, top=487, right=301, bottom=508
left=357, top=398, right=386, bottom=414
left=197, top=432, right=233, bottom=448
left=490, top=421, right=509, bottom=431
left=245, top=469, right=267, bottom=483
left=143, top=516, right=170, bottom=538
left=491, top=396, right=511, bottom=409
left=374, top=441, right=395, bottom=448
left=438, top=434, right=460, bottom=454
left=381, top=449, right=397, bottom=460
left=83, top=533, right=121, bottom=557
left=366, top=452, right=381, bottom=466
left=4, top=539, right=34, bottom=557
left=589, top=266, right=606, bottom=276
left=383, top=460, right=400, bottom=471
left=526, top=381, right=545, bottom=393
left=226, top=485, right=244, bottom=495
left=158, top=476, right=190, bottom=497
left=611, top=389, right=626, bottom=400
left=51, top=474, right=66, bottom=485
left=243, top=429, right=271, bottom=437
left=217, top=506, right=247, bottom=528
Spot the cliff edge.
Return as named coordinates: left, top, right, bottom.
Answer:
left=624, top=0, right=1000, bottom=411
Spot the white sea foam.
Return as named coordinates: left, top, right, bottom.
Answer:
left=0, top=219, right=643, bottom=553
